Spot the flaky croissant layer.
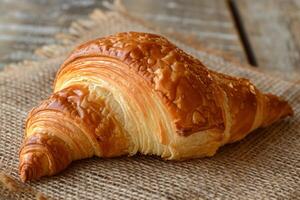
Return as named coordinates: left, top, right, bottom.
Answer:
left=19, top=32, right=293, bottom=182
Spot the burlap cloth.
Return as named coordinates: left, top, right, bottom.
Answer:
left=0, top=9, right=299, bottom=200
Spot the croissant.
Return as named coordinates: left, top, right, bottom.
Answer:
left=19, top=32, right=293, bottom=182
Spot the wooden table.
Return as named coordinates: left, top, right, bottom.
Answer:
left=0, top=0, right=299, bottom=81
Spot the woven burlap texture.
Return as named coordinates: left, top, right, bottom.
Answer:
left=0, top=10, right=299, bottom=200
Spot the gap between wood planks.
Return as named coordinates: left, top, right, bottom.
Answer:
left=227, top=0, right=258, bottom=67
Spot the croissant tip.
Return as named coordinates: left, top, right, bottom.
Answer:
left=20, top=165, right=33, bottom=182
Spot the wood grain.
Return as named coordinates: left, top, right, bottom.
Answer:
left=0, top=0, right=107, bottom=68
left=122, top=0, right=246, bottom=61
left=0, top=0, right=246, bottom=69
left=236, top=0, right=300, bottom=80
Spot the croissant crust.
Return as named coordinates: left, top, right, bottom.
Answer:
left=19, top=32, right=293, bottom=182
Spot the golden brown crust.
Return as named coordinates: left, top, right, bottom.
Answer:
left=261, top=93, right=294, bottom=127
left=20, top=134, right=71, bottom=182
left=20, top=85, right=129, bottom=181
left=19, top=32, right=293, bottom=182
left=212, top=72, right=258, bottom=142
left=57, top=32, right=226, bottom=136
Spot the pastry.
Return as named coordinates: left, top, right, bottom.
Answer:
left=19, top=32, right=293, bottom=182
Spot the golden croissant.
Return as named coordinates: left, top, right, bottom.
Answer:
left=19, top=32, right=293, bottom=182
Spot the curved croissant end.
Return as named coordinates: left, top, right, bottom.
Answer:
left=19, top=32, right=293, bottom=181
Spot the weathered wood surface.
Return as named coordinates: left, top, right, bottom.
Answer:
left=0, top=0, right=245, bottom=68
left=1, top=0, right=300, bottom=82
left=122, top=0, right=246, bottom=61
left=236, top=0, right=300, bottom=79
left=0, top=0, right=108, bottom=68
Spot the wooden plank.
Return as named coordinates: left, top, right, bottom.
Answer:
left=0, top=0, right=247, bottom=68
left=235, top=0, right=300, bottom=79
left=122, top=0, right=246, bottom=62
left=0, top=0, right=108, bottom=68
